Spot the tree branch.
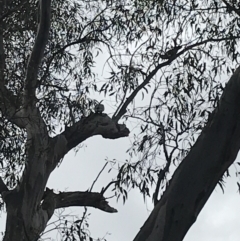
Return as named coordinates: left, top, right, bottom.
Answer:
left=24, top=0, right=51, bottom=106
left=90, top=162, right=108, bottom=191
left=32, top=188, right=117, bottom=238
left=101, top=180, right=117, bottom=195
left=52, top=113, right=129, bottom=164
left=42, top=189, right=117, bottom=213
left=112, top=59, right=171, bottom=122
left=112, top=36, right=240, bottom=122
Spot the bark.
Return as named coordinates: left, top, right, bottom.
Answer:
left=0, top=177, right=8, bottom=193
left=24, top=0, right=51, bottom=106
left=57, top=112, right=129, bottom=158
left=48, top=189, right=117, bottom=213
left=133, top=66, right=240, bottom=241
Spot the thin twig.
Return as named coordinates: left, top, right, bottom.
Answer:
left=89, top=162, right=108, bottom=191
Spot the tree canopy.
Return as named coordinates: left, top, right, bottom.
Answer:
left=1, top=0, right=240, bottom=240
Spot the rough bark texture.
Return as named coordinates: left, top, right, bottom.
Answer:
left=133, top=66, right=240, bottom=241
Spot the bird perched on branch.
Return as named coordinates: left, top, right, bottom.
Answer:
left=160, top=46, right=182, bottom=60
left=94, top=102, right=105, bottom=114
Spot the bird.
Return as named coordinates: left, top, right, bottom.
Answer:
left=159, top=46, right=182, bottom=60
left=94, top=103, right=105, bottom=114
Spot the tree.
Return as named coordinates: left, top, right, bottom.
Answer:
left=1, top=0, right=240, bottom=240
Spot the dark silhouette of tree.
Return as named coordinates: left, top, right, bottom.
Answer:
left=1, top=0, right=240, bottom=240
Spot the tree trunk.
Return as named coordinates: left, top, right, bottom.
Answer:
left=3, top=187, right=48, bottom=241
left=134, top=67, right=240, bottom=241
left=2, top=132, right=55, bottom=241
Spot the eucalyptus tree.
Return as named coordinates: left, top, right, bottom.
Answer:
left=1, top=0, right=240, bottom=241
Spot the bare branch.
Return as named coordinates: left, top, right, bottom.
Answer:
left=41, top=188, right=57, bottom=219
left=53, top=113, right=129, bottom=165
left=90, top=162, right=108, bottom=191
left=24, top=0, right=51, bottom=106
left=101, top=180, right=118, bottom=195
left=42, top=189, right=118, bottom=213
